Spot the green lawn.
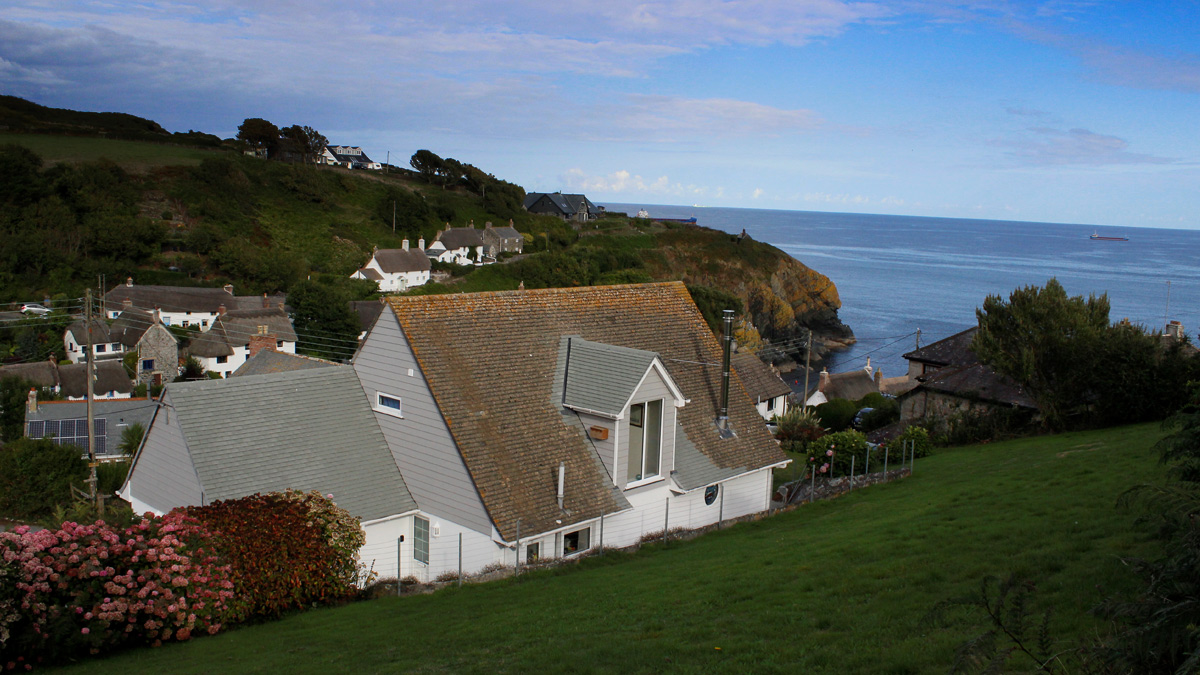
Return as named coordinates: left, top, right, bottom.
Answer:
left=56, top=424, right=1166, bottom=674
left=0, top=133, right=224, bottom=170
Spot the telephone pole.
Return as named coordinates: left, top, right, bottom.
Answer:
left=85, top=290, right=99, bottom=510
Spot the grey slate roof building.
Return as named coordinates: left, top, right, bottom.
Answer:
left=232, top=350, right=337, bottom=377
left=26, top=397, right=158, bottom=456
left=898, top=326, right=1038, bottom=420
left=121, top=367, right=417, bottom=522
left=562, top=338, right=664, bottom=418
left=523, top=192, right=600, bottom=222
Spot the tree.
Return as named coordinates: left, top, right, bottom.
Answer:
left=287, top=279, right=362, bottom=361
left=118, top=423, right=146, bottom=456
left=410, top=149, right=443, bottom=184
left=236, top=118, right=280, bottom=155
left=281, top=124, right=328, bottom=164
left=972, top=278, right=1111, bottom=430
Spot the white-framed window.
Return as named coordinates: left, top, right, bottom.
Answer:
left=766, top=397, right=776, bottom=412
left=414, top=516, right=430, bottom=565
left=216, top=355, right=228, bottom=364
left=563, top=527, right=590, bottom=556
left=626, top=399, right=663, bottom=485
left=526, top=542, right=540, bottom=563
left=95, top=344, right=106, bottom=353
left=375, top=393, right=403, bottom=418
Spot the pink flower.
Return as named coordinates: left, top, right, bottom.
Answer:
left=826, top=450, right=834, bottom=456
left=81, top=627, right=90, bottom=634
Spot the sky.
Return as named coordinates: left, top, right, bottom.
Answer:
left=1, top=1, right=1198, bottom=228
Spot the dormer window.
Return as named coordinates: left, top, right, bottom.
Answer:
left=627, top=400, right=662, bottom=483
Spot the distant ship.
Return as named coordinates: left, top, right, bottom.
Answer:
left=636, top=208, right=649, bottom=218
left=1090, top=232, right=1129, bottom=241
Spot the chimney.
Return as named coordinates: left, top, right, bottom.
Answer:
left=418, top=237, right=425, bottom=250
left=518, top=280, right=525, bottom=291
left=485, top=221, right=493, bottom=229
left=223, top=284, right=233, bottom=295
left=262, top=293, right=269, bottom=308
left=122, top=298, right=133, bottom=309
left=125, top=277, right=133, bottom=287
left=718, top=309, right=734, bottom=433
left=469, top=219, right=475, bottom=229
left=864, top=356, right=873, bottom=376
left=445, top=222, right=451, bottom=231
left=819, top=368, right=830, bottom=392
left=1167, top=320, right=1183, bottom=340
left=248, top=333, right=276, bottom=358
left=402, top=239, right=410, bottom=251
left=875, top=368, right=883, bottom=387
left=27, top=387, right=37, bottom=415
left=153, top=308, right=161, bottom=324
left=218, top=304, right=227, bottom=316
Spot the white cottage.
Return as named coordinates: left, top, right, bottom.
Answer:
left=351, top=282, right=789, bottom=581
left=351, top=242, right=431, bottom=292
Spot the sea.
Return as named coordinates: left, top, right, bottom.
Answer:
left=603, top=203, right=1200, bottom=380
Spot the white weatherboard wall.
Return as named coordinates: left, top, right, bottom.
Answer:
left=358, top=513, right=499, bottom=582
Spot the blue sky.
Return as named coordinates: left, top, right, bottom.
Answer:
left=2, top=1, right=1197, bottom=228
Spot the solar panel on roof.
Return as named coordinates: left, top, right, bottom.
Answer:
left=44, top=420, right=60, bottom=437
left=27, top=420, right=45, bottom=437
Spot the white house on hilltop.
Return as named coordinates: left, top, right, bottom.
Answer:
left=320, top=146, right=381, bottom=170
left=351, top=241, right=432, bottom=292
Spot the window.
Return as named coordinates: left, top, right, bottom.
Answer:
left=626, top=400, right=663, bottom=484
left=95, top=344, right=106, bottom=353
left=375, top=393, right=402, bottom=418
left=414, top=517, right=430, bottom=565
left=766, top=397, right=776, bottom=412
left=563, top=528, right=590, bottom=555
left=181, top=320, right=189, bottom=327
left=201, top=320, right=208, bottom=328
left=526, top=542, right=540, bottom=563
left=216, top=355, right=228, bottom=364
left=142, top=359, right=155, bottom=372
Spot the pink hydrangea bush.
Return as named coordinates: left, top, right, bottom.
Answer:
left=0, top=512, right=234, bottom=666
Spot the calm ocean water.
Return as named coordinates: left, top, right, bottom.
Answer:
left=605, top=203, right=1200, bottom=379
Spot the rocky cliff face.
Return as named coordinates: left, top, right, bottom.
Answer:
left=648, top=226, right=854, bottom=364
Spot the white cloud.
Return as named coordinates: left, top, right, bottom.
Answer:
left=997, top=127, right=1178, bottom=167
left=561, top=168, right=710, bottom=198
left=752, top=188, right=765, bottom=199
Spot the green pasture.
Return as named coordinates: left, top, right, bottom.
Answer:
left=0, top=133, right=224, bottom=170
left=56, top=424, right=1165, bottom=674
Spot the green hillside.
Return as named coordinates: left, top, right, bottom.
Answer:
left=0, top=130, right=848, bottom=362
left=57, top=424, right=1163, bottom=674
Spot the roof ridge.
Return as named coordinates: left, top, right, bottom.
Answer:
left=386, top=280, right=686, bottom=305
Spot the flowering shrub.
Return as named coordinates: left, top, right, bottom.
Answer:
left=808, top=430, right=870, bottom=474
left=184, top=491, right=364, bottom=623
left=0, top=513, right=234, bottom=667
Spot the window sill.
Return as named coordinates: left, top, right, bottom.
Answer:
left=624, top=476, right=665, bottom=490
left=374, top=406, right=404, bottom=420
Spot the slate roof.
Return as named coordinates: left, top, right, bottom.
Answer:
left=914, top=362, right=1037, bottom=409
left=436, top=227, right=486, bottom=251
left=233, top=350, right=338, bottom=377
left=488, top=224, right=523, bottom=239
left=523, top=192, right=597, bottom=219
left=731, top=352, right=792, bottom=402
left=351, top=300, right=386, bottom=334
left=59, top=361, right=134, bottom=398
left=188, top=308, right=297, bottom=358
left=66, top=319, right=115, bottom=345
left=903, top=327, right=978, bottom=367
left=27, top=397, right=157, bottom=429
left=372, top=248, right=431, bottom=274
left=562, top=337, right=660, bottom=418
left=110, top=309, right=154, bottom=347
left=384, top=282, right=787, bottom=541
left=159, top=367, right=417, bottom=521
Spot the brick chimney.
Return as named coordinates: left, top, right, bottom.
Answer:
left=123, top=298, right=133, bottom=310
left=218, top=304, right=227, bottom=316
left=1166, top=320, right=1184, bottom=340
left=27, top=387, right=37, bottom=414
left=402, top=239, right=410, bottom=251
left=262, top=293, right=269, bottom=308
left=125, top=277, right=134, bottom=287
left=875, top=368, right=883, bottom=387
left=248, top=333, right=276, bottom=358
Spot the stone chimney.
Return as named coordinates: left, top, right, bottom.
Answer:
left=819, top=368, right=830, bottom=391
left=875, top=368, right=883, bottom=387
left=27, top=388, right=37, bottom=415
left=518, top=280, right=525, bottom=291
left=469, top=219, right=475, bottom=229
left=123, top=298, right=133, bottom=310
left=863, top=357, right=873, bottom=377
left=445, top=222, right=451, bottom=231
left=153, top=308, right=162, bottom=324
left=223, top=284, right=234, bottom=295
left=418, top=237, right=425, bottom=250
left=218, top=304, right=227, bottom=316
left=248, top=333, right=276, bottom=358
left=402, top=239, right=410, bottom=251
left=262, top=293, right=269, bottom=308
left=485, top=221, right=493, bottom=229
left=1166, top=320, right=1184, bottom=340
left=125, top=277, right=134, bottom=287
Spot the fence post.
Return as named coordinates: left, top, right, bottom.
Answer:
left=396, top=537, right=403, bottom=596
left=810, top=465, right=816, bottom=504
left=849, top=456, right=855, bottom=492
left=865, top=446, right=871, bottom=477
left=884, top=446, right=889, bottom=477
left=718, top=490, right=724, bottom=529
left=599, top=511, right=605, bottom=554
left=457, top=533, right=463, bottom=587
left=663, top=497, right=670, bottom=545
left=514, top=519, right=521, bottom=576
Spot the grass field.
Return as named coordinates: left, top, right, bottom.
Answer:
left=55, top=424, right=1166, bottom=674
left=0, top=133, right=225, bottom=170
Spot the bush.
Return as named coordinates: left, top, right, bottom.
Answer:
left=183, top=490, right=365, bottom=622
left=774, top=407, right=825, bottom=453
left=921, top=407, right=1036, bottom=446
left=0, top=513, right=234, bottom=665
left=885, top=426, right=933, bottom=459
left=807, top=430, right=870, bottom=475
left=857, top=398, right=900, bottom=432
left=0, top=438, right=88, bottom=520
left=815, top=398, right=858, bottom=432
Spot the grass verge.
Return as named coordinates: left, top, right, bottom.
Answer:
left=55, top=423, right=1165, bottom=674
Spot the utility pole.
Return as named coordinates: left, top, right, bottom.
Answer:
left=802, top=332, right=812, bottom=412
left=393, top=201, right=397, bottom=234
left=385, top=150, right=389, bottom=174
left=1166, top=280, right=1172, bottom=325
left=915, top=328, right=922, bottom=350
left=85, top=290, right=99, bottom=511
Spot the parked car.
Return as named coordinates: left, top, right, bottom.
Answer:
left=852, top=407, right=875, bottom=430
left=20, top=303, right=51, bottom=316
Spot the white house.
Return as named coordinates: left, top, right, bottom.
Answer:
left=118, top=367, right=421, bottom=575
left=426, top=224, right=486, bottom=266
left=63, top=319, right=124, bottom=364
left=320, top=146, right=381, bottom=170
left=351, top=282, right=789, bottom=581
left=351, top=241, right=432, bottom=292
left=103, top=278, right=287, bottom=332
left=186, top=307, right=297, bottom=378
left=731, top=352, right=792, bottom=422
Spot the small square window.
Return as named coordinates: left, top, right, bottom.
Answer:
left=376, top=393, right=403, bottom=418
left=216, top=355, right=228, bottom=364
left=95, top=344, right=106, bottom=353
left=142, top=359, right=154, bottom=372
left=563, top=528, right=590, bottom=556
